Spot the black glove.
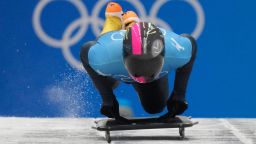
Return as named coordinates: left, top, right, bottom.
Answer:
left=100, top=105, right=119, bottom=118
left=167, top=98, right=188, bottom=116
left=100, top=101, right=130, bottom=124
left=100, top=100, right=120, bottom=118
left=158, top=98, right=188, bottom=120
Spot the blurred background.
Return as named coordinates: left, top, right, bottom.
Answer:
left=0, top=0, right=255, bottom=118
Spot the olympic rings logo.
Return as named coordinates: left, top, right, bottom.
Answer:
left=32, top=0, right=205, bottom=71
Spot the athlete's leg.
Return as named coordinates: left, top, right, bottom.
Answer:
left=132, top=75, right=169, bottom=114
left=166, top=34, right=197, bottom=116
left=80, top=41, right=120, bottom=118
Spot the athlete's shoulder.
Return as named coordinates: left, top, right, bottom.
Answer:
left=158, top=27, right=180, bottom=38
left=89, top=30, right=125, bottom=50
left=97, top=30, right=126, bottom=43
left=158, top=27, right=192, bottom=48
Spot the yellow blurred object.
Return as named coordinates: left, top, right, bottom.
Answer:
left=100, top=2, right=123, bottom=35
left=122, top=11, right=140, bottom=30
left=100, top=17, right=122, bottom=35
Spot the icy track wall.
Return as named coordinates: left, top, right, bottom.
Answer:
left=1, top=0, right=256, bottom=117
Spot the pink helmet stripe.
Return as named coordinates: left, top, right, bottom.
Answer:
left=131, top=23, right=142, bottom=55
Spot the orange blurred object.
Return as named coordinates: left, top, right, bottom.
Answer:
left=122, top=11, right=140, bottom=28
left=105, top=2, right=123, bottom=18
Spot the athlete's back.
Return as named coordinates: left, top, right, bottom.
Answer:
left=88, top=28, right=192, bottom=82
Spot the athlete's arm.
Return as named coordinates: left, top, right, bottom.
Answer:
left=160, top=33, right=197, bottom=119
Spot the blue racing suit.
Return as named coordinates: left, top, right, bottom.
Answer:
left=88, top=28, right=192, bottom=83
left=80, top=27, right=197, bottom=118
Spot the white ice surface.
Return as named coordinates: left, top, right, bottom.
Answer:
left=0, top=117, right=256, bottom=144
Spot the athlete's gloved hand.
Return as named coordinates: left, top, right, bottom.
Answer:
left=100, top=101, right=130, bottom=124
left=158, top=97, right=188, bottom=120
left=167, top=98, right=188, bottom=116
left=100, top=101, right=120, bottom=118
